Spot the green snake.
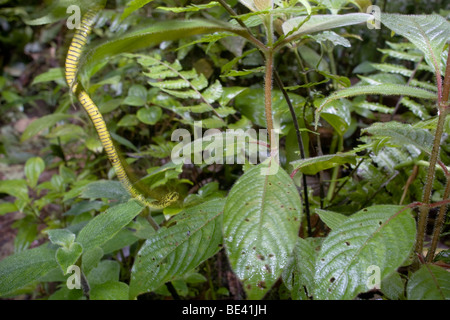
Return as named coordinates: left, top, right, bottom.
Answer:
left=65, top=8, right=178, bottom=209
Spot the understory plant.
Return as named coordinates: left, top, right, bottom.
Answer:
left=0, top=0, right=449, bottom=300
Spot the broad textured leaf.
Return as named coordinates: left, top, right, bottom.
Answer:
left=223, top=160, right=302, bottom=299
left=76, top=200, right=144, bottom=251
left=381, top=14, right=450, bottom=74
left=319, top=100, right=352, bottom=136
left=87, top=260, right=120, bottom=285
left=282, top=238, right=321, bottom=300
left=64, top=200, right=104, bottom=216
left=31, top=68, right=65, bottom=85
left=137, top=107, right=162, bottom=125
left=311, top=31, right=351, bottom=48
left=101, top=229, right=140, bottom=254
left=0, top=246, right=57, bottom=296
left=90, top=281, right=129, bottom=300
left=234, top=88, right=305, bottom=128
left=56, top=243, right=83, bottom=274
left=0, top=202, right=18, bottom=216
left=316, top=209, right=348, bottom=230
left=80, top=20, right=247, bottom=73
left=400, top=97, right=430, bottom=120
left=121, top=0, right=156, bottom=20
left=291, top=153, right=356, bottom=176
left=381, top=272, right=405, bottom=300
left=282, top=13, right=370, bottom=39
left=362, top=122, right=434, bottom=155
left=378, top=49, right=422, bottom=63
left=407, top=264, right=450, bottom=300
left=0, top=179, right=29, bottom=202
left=82, top=247, right=104, bottom=275
left=81, top=180, right=130, bottom=202
left=129, top=199, right=224, bottom=299
left=314, top=205, right=416, bottom=300
left=25, top=0, right=105, bottom=25
left=157, top=2, right=220, bottom=13
left=123, top=84, right=147, bottom=106
left=46, top=229, right=76, bottom=248
left=371, top=63, right=414, bottom=77
left=317, top=0, right=350, bottom=13
left=317, top=84, right=436, bottom=121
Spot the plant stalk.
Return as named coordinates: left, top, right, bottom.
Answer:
left=265, top=50, right=275, bottom=144
left=425, top=46, right=450, bottom=261
left=416, top=46, right=450, bottom=255
left=415, top=107, right=448, bottom=254
left=426, top=178, right=450, bottom=262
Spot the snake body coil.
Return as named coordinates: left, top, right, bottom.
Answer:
left=65, top=9, right=177, bottom=209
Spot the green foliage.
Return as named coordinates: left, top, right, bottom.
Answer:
left=223, top=160, right=302, bottom=299
left=1, top=0, right=449, bottom=301
left=407, top=264, right=450, bottom=300
left=314, top=205, right=416, bottom=300
left=130, top=199, right=224, bottom=298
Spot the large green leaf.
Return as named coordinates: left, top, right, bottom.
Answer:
left=406, top=264, right=450, bottom=300
left=90, top=281, right=129, bottom=300
left=24, top=157, right=45, bottom=188
left=318, top=84, right=436, bottom=113
left=314, top=205, right=416, bottom=300
left=291, top=153, right=356, bottom=176
left=76, top=200, right=144, bottom=251
left=381, top=14, right=450, bottom=74
left=362, top=122, right=435, bottom=155
left=223, top=160, right=302, bottom=299
left=25, top=0, right=105, bottom=25
left=129, top=199, right=224, bottom=299
left=56, top=243, right=83, bottom=275
left=79, top=19, right=247, bottom=73
left=0, top=246, right=58, bottom=297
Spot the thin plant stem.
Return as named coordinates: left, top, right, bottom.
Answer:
left=415, top=108, right=448, bottom=254
left=442, top=46, right=450, bottom=105
left=426, top=178, right=450, bottom=263
left=142, top=207, right=180, bottom=300
left=217, top=0, right=311, bottom=235
left=425, top=46, right=450, bottom=261
left=415, top=46, right=450, bottom=256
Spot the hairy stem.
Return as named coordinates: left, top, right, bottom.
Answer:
left=426, top=178, right=450, bottom=263
left=265, top=50, right=275, bottom=144
left=416, top=108, right=447, bottom=254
